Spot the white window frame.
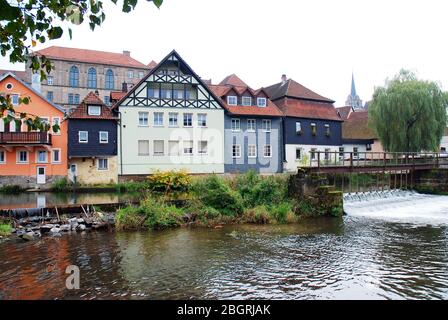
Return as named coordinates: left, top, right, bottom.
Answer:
left=52, top=117, right=61, bottom=135
left=198, top=140, right=208, bottom=155
left=88, top=105, right=101, bottom=116
left=153, top=112, right=164, bottom=126
left=138, top=140, right=150, bottom=156
left=242, top=96, right=252, bottom=106
left=0, top=150, right=5, bottom=164
left=138, top=112, right=149, bottom=126
left=168, top=140, right=180, bottom=156
left=232, top=144, right=241, bottom=158
left=169, top=113, right=178, bottom=127
left=263, top=145, right=272, bottom=158
left=97, top=158, right=108, bottom=171
left=227, top=96, right=237, bottom=106
left=153, top=140, right=165, bottom=156
left=248, top=144, right=257, bottom=158
left=197, top=114, right=207, bottom=127
left=183, top=113, right=193, bottom=127
left=247, top=119, right=256, bottom=132
left=128, top=70, right=134, bottom=79
left=99, top=131, right=109, bottom=144
left=79, top=131, right=88, bottom=143
left=17, top=150, right=28, bottom=164
left=52, top=149, right=61, bottom=164
left=231, top=118, right=240, bottom=132
left=138, top=71, right=145, bottom=79
left=257, top=97, right=267, bottom=107
left=11, top=94, right=19, bottom=106
left=262, top=119, right=271, bottom=132
left=36, top=150, right=48, bottom=163
left=47, top=76, right=54, bottom=86
left=183, top=140, right=193, bottom=155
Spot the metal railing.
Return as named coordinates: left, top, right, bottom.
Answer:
left=0, top=132, right=52, bottom=145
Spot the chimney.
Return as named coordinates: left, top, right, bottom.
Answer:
left=281, top=74, right=287, bottom=85
left=122, top=82, right=128, bottom=92
left=123, top=50, right=130, bottom=57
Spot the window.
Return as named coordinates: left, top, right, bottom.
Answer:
left=231, top=118, right=240, bottom=131
left=68, top=93, right=74, bottom=104
left=88, top=105, right=101, bottom=116
left=104, top=96, right=110, bottom=106
left=264, top=145, right=272, bottom=158
left=183, top=113, right=192, bottom=127
left=52, top=117, right=60, bottom=135
left=147, top=84, right=160, bottom=98
left=198, top=114, right=207, bottom=127
left=169, top=113, right=178, bottom=126
left=227, top=96, right=237, bottom=106
left=154, top=112, right=164, bottom=126
left=5, top=83, right=13, bottom=90
left=11, top=94, right=19, bottom=106
left=257, top=97, right=267, bottom=107
left=17, top=150, right=28, bottom=163
left=98, top=158, right=108, bottom=170
left=47, top=91, right=53, bottom=102
left=52, top=149, right=61, bottom=163
left=296, top=122, right=302, bottom=135
left=324, top=148, right=330, bottom=161
left=128, top=70, right=134, bottom=79
left=69, top=66, right=79, bottom=87
left=153, top=140, right=164, bottom=155
left=232, top=145, right=241, bottom=158
left=247, top=119, right=256, bottom=132
left=99, top=131, right=108, bottom=143
left=169, top=141, right=180, bottom=156
left=242, top=96, right=252, bottom=106
left=74, top=94, right=80, bottom=104
left=296, top=148, right=302, bottom=160
left=138, top=112, right=149, bottom=126
left=87, top=67, right=97, bottom=88
left=311, top=148, right=317, bottom=160
left=183, top=140, right=193, bottom=155
left=105, top=69, right=114, bottom=89
left=138, top=71, right=144, bottom=79
left=325, top=124, right=330, bottom=136
left=37, top=150, right=47, bottom=163
left=339, top=147, right=345, bottom=160
left=441, top=147, right=447, bottom=153
left=0, top=150, right=5, bottom=163
left=173, top=89, right=184, bottom=99
left=47, top=76, right=53, bottom=85
left=138, top=140, right=149, bottom=156
left=366, top=144, right=372, bottom=151
left=160, top=84, right=172, bottom=99
left=262, top=119, right=271, bottom=132
left=248, top=145, right=257, bottom=158
left=353, top=147, right=359, bottom=158
left=311, top=123, right=317, bottom=136
left=79, top=131, right=88, bottom=143
left=198, top=141, right=208, bottom=154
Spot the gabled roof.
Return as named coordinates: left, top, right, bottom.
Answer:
left=274, top=98, right=342, bottom=121
left=219, top=74, right=248, bottom=87
left=33, top=46, right=148, bottom=69
left=263, top=78, right=334, bottom=103
left=0, top=69, right=27, bottom=83
left=336, top=106, right=353, bottom=120
left=110, top=91, right=127, bottom=102
left=0, top=72, right=64, bottom=114
left=147, top=60, right=158, bottom=68
left=342, top=110, right=377, bottom=140
left=68, top=92, right=117, bottom=120
left=113, top=49, right=225, bottom=110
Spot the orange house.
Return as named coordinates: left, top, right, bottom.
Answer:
left=0, top=72, right=68, bottom=188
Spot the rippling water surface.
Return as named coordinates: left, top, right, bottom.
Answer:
left=1, top=204, right=448, bottom=299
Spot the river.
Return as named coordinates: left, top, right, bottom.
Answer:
left=1, top=191, right=448, bottom=300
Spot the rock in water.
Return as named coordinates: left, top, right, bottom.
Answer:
left=40, top=224, right=55, bottom=233
left=60, top=224, right=71, bottom=232
left=77, top=218, right=84, bottom=224
left=21, top=231, right=41, bottom=241
left=76, top=224, right=86, bottom=232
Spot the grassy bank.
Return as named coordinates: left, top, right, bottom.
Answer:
left=115, top=170, right=322, bottom=231
left=0, top=219, right=12, bottom=236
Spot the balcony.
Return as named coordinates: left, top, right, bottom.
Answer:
left=0, top=132, right=52, bottom=145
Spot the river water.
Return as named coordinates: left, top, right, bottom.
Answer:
left=1, top=192, right=448, bottom=300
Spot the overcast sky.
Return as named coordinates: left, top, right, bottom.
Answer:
left=1, top=0, right=448, bottom=106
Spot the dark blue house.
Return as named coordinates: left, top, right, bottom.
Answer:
left=67, top=92, right=118, bottom=184
left=264, top=75, right=343, bottom=171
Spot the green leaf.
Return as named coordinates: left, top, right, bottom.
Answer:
left=48, top=26, right=63, bottom=40
left=52, top=124, right=60, bottom=133
left=0, top=0, right=21, bottom=20
left=152, top=0, right=163, bottom=8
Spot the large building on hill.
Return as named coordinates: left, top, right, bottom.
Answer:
left=209, top=74, right=283, bottom=173
left=114, top=50, right=225, bottom=176
left=264, top=75, right=343, bottom=171
left=26, top=46, right=151, bottom=112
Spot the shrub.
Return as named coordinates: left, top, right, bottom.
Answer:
left=115, top=206, right=144, bottom=230
left=0, top=218, right=12, bottom=236
left=147, top=169, right=191, bottom=192
left=0, top=185, right=24, bottom=194
left=140, top=197, right=185, bottom=229
left=242, top=206, right=271, bottom=224
left=270, top=202, right=294, bottom=224
left=191, top=175, right=244, bottom=216
left=51, top=177, right=72, bottom=192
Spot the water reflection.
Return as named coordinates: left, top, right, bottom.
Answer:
left=0, top=218, right=447, bottom=299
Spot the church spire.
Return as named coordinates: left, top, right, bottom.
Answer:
left=351, top=72, right=357, bottom=97
left=345, top=72, right=363, bottom=110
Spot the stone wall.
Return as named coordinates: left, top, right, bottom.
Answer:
left=412, top=169, right=448, bottom=194
left=0, top=175, right=66, bottom=189
left=70, top=156, right=118, bottom=185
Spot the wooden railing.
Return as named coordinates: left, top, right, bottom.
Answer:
left=0, top=132, right=52, bottom=145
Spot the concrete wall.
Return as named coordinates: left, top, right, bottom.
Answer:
left=284, top=144, right=340, bottom=172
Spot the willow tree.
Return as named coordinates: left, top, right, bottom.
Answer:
left=369, top=69, right=448, bottom=153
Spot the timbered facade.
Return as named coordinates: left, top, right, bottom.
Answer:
left=115, top=50, right=225, bottom=175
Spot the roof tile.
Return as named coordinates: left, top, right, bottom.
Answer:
left=69, top=92, right=118, bottom=120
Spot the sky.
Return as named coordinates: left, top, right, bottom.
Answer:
left=1, top=0, right=448, bottom=106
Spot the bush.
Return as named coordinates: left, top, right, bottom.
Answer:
left=270, top=202, right=295, bottom=224
left=242, top=206, right=271, bottom=224
left=191, top=175, right=244, bottom=216
left=141, top=197, right=185, bottom=229
left=0, top=185, right=24, bottom=194
left=51, top=177, right=72, bottom=192
left=115, top=206, right=144, bottom=230
left=147, top=169, right=191, bottom=192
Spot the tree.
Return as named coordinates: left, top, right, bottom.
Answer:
left=369, top=69, right=448, bottom=153
left=0, top=0, right=163, bottom=131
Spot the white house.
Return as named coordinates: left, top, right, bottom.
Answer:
left=114, top=50, right=225, bottom=176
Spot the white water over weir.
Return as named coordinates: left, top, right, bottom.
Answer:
left=343, top=190, right=448, bottom=225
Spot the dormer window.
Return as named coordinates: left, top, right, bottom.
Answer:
left=227, top=96, right=237, bottom=106
left=242, top=96, right=252, bottom=106
left=88, top=105, right=101, bottom=116
left=257, top=97, right=267, bottom=107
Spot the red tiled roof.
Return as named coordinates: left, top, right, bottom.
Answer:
left=336, top=106, right=353, bottom=120
left=68, top=92, right=117, bottom=120
left=110, top=91, right=127, bottom=101
left=342, top=110, right=377, bottom=140
left=0, top=69, right=27, bottom=82
left=147, top=60, right=158, bottom=68
left=208, top=85, right=283, bottom=117
left=219, top=74, right=248, bottom=87
left=264, top=78, right=334, bottom=103
left=274, top=97, right=342, bottom=121
left=33, top=46, right=148, bottom=69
